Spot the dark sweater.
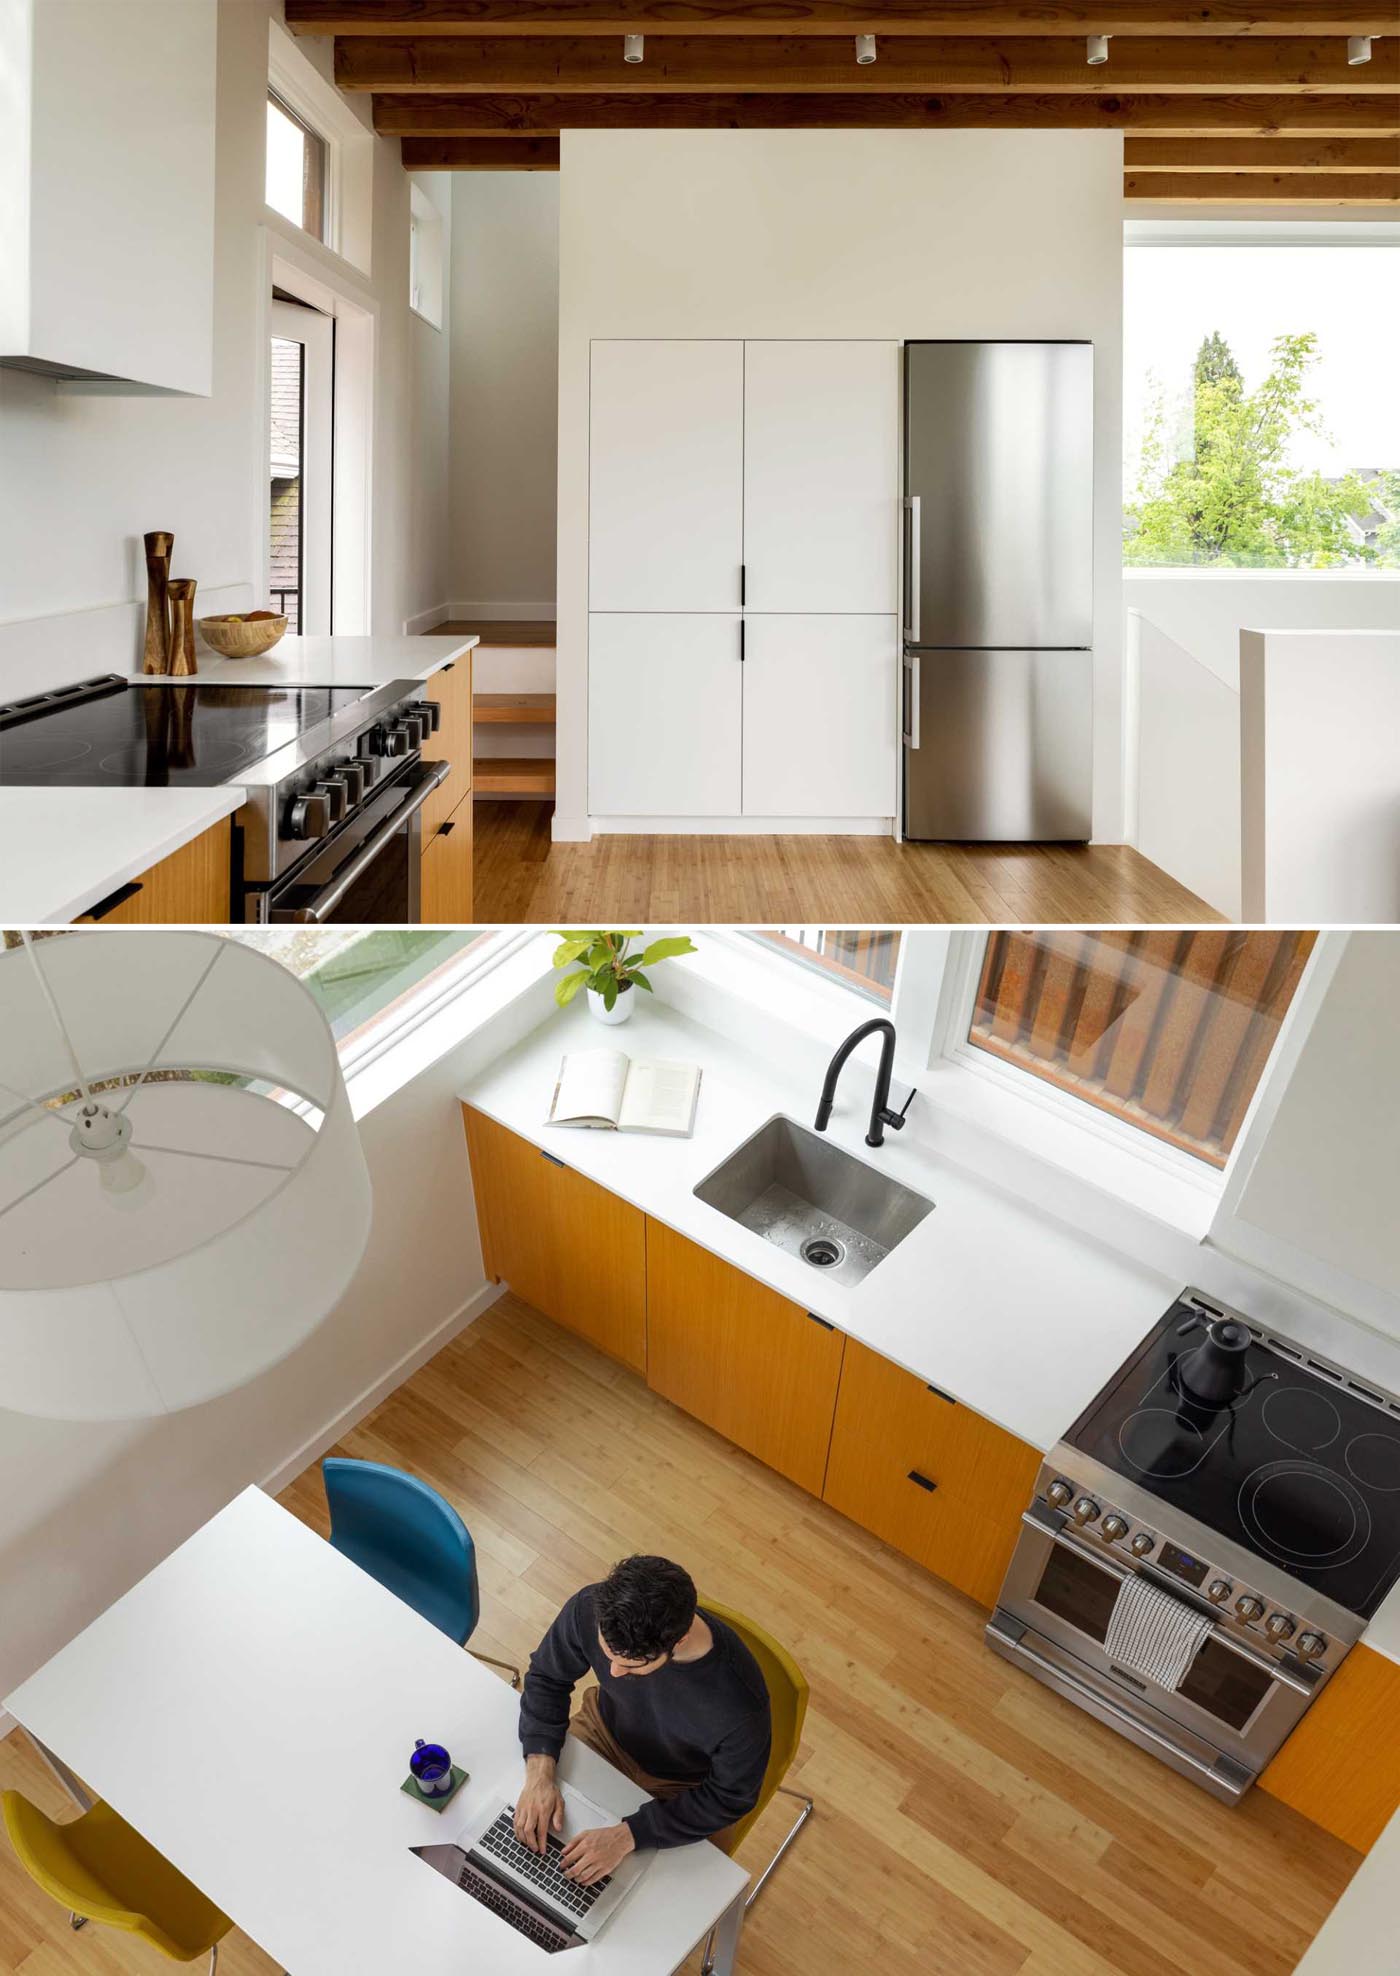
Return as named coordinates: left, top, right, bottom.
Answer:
left=519, top=1587, right=772, bottom=1850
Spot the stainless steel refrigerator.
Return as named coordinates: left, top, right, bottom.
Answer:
left=902, top=340, right=1094, bottom=842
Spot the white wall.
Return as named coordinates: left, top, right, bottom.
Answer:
left=1123, top=570, right=1400, bottom=689
left=446, top=175, right=560, bottom=619
left=555, top=129, right=1125, bottom=840
left=1129, top=613, right=1242, bottom=919
left=0, top=0, right=450, bottom=668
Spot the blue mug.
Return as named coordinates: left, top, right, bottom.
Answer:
left=410, top=1739, right=453, bottom=1796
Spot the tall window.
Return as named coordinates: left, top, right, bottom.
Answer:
left=750, top=929, right=902, bottom=1005
left=266, top=89, right=327, bottom=241
left=1124, top=242, right=1400, bottom=570
left=967, top=931, right=1315, bottom=1168
left=223, top=929, right=492, bottom=1056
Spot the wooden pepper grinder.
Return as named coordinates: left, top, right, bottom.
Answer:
left=142, top=531, right=174, bottom=674
left=167, top=578, right=198, bottom=677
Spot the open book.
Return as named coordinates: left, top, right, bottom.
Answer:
left=547, top=1048, right=702, bottom=1138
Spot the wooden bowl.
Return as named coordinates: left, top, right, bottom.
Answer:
left=198, top=612, right=288, bottom=659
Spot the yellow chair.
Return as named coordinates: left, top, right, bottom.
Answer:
left=699, top=1598, right=814, bottom=1974
left=2, top=1789, right=233, bottom=1970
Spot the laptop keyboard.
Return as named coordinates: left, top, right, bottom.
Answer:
left=480, top=1808, right=612, bottom=1919
left=454, top=1857, right=573, bottom=1954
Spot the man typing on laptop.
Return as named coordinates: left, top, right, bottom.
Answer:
left=514, top=1556, right=772, bottom=1887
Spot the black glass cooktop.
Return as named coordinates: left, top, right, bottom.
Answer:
left=1067, top=1299, right=1400, bottom=1618
left=0, top=677, right=369, bottom=789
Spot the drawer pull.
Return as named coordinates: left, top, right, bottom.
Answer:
left=439, top=821, right=456, bottom=836
left=807, top=1312, right=835, bottom=1331
left=84, top=880, right=143, bottom=921
left=926, top=1382, right=957, bottom=1405
left=907, top=1470, right=938, bottom=1494
left=540, top=1150, right=566, bottom=1169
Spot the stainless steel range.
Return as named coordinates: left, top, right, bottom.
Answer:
left=0, top=674, right=453, bottom=921
left=988, top=1289, right=1400, bottom=1803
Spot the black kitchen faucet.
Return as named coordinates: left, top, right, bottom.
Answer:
left=814, top=1018, right=917, bottom=1149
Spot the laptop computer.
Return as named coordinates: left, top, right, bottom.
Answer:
left=413, top=1777, right=652, bottom=1954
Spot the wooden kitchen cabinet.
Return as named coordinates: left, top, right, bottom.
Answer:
left=462, top=1107, right=646, bottom=1372
left=74, top=817, right=230, bottom=924
left=823, top=1337, right=1042, bottom=1609
left=1259, top=1642, right=1400, bottom=1850
left=645, top=1221, right=845, bottom=1496
left=420, top=797, right=473, bottom=922
left=422, top=652, right=473, bottom=842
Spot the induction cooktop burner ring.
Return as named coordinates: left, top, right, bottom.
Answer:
left=1346, top=1431, right=1400, bottom=1494
left=1262, top=1386, right=1342, bottom=1455
left=1117, top=1408, right=1209, bottom=1479
left=1238, top=1460, right=1371, bottom=1569
left=5, top=735, right=97, bottom=773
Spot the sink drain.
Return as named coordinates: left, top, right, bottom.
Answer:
left=801, top=1235, right=846, bottom=1269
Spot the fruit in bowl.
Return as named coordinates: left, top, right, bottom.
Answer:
left=198, top=610, right=289, bottom=659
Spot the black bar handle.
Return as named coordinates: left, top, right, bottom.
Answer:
left=926, top=1383, right=957, bottom=1404
left=807, top=1312, right=834, bottom=1331
left=739, top=620, right=745, bottom=663
left=439, top=821, right=456, bottom=836
left=540, top=1150, right=565, bottom=1169
left=907, top=1470, right=938, bottom=1494
left=740, top=563, right=746, bottom=606
left=83, top=880, right=143, bottom=922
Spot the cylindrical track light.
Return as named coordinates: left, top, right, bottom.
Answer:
left=623, top=32, right=644, bottom=61
left=855, top=33, right=877, bottom=63
left=1347, top=34, right=1373, bottom=62
left=1086, top=33, right=1110, bottom=64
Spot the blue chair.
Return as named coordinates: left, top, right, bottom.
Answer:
left=322, top=1457, right=521, bottom=1688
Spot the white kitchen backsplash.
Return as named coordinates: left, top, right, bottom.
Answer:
left=0, top=584, right=252, bottom=702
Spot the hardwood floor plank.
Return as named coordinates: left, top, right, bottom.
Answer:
left=472, top=801, right=1220, bottom=923
left=0, top=1292, right=1354, bottom=1976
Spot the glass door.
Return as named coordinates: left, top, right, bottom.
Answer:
left=269, top=298, right=333, bottom=633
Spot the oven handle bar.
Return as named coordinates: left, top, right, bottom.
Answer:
left=987, top=1615, right=1252, bottom=1802
left=1021, top=1508, right=1314, bottom=1699
left=276, top=758, right=450, bottom=923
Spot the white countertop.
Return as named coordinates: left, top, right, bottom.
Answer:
left=0, top=635, right=477, bottom=924
left=459, top=993, right=1400, bottom=1664
left=0, top=786, right=245, bottom=925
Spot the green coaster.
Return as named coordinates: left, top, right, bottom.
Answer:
left=402, top=1764, right=469, bottom=1812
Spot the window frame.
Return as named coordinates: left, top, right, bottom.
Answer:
left=267, top=86, right=329, bottom=244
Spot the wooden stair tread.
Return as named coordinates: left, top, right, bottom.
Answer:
left=474, top=755, right=557, bottom=797
left=437, top=619, right=556, bottom=648
left=474, top=693, right=556, bottom=724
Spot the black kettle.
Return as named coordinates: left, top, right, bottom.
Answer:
left=1178, top=1316, right=1252, bottom=1406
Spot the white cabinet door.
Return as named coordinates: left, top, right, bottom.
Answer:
left=742, top=341, right=900, bottom=614
left=589, top=342, right=744, bottom=612
left=590, top=615, right=743, bottom=815
left=742, top=616, right=899, bottom=818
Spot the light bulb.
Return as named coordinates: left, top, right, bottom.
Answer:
left=99, top=1148, right=155, bottom=1210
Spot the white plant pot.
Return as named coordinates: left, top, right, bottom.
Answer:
left=589, top=985, right=634, bottom=1026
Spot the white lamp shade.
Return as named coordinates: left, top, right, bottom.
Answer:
left=0, top=932, right=372, bottom=1421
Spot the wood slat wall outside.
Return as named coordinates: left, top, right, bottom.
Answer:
left=969, top=930, right=1317, bottom=1167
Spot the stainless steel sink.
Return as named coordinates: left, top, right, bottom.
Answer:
left=693, top=1115, right=933, bottom=1286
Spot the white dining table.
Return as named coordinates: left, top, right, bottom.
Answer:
left=4, top=1486, right=749, bottom=1975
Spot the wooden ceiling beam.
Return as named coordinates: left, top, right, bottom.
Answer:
left=335, top=32, right=1399, bottom=90
left=287, top=0, right=1396, bottom=33
left=388, top=91, right=1400, bottom=133
left=1125, top=133, right=1400, bottom=162
left=1126, top=167, right=1400, bottom=191
left=419, top=133, right=563, bottom=160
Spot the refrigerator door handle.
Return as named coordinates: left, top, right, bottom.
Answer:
left=903, top=494, right=921, bottom=646
left=902, top=650, right=921, bottom=751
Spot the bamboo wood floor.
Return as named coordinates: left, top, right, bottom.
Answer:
left=471, top=803, right=1221, bottom=926
left=0, top=1294, right=1356, bottom=1975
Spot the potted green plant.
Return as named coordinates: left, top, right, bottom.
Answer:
left=551, top=930, right=698, bottom=1026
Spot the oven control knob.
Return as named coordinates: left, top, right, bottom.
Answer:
left=1297, top=1631, right=1327, bottom=1660
left=338, top=760, right=368, bottom=805
left=286, top=789, right=331, bottom=841
left=316, top=778, right=347, bottom=825
left=1072, top=1497, right=1100, bottom=1525
left=1101, top=1514, right=1128, bottom=1542
left=371, top=722, right=410, bottom=758
left=1265, top=1613, right=1296, bottom=1644
left=1206, top=1579, right=1232, bottom=1603
left=1047, top=1480, right=1073, bottom=1508
left=1129, top=1532, right=1155, bottom=1557
left=1235, top=1595, right=1265, bottom=1623
left=412, top=698, right=441, bottom=734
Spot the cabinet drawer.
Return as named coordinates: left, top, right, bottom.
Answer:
left=823, top=1337, right=1040, bottom=1607
left=74, top=817, right=230, bottom=924
left=420, top=792, right=472, bottom=923
left=423, top=654, right=472, bottom=841
left=462, top=1107, right=645, bottom=1372
left=646, top=1221, right=844, bottom=1496
left=1259, top=1642, right=1400, bottom=1850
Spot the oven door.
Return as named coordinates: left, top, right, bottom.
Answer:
left=260, top=758, right=450, bottom=924
left=995, top=1501, right=1318, bottom=1780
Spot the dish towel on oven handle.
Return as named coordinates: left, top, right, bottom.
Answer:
left=1103, top=1574, right=1214, bottom=1690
